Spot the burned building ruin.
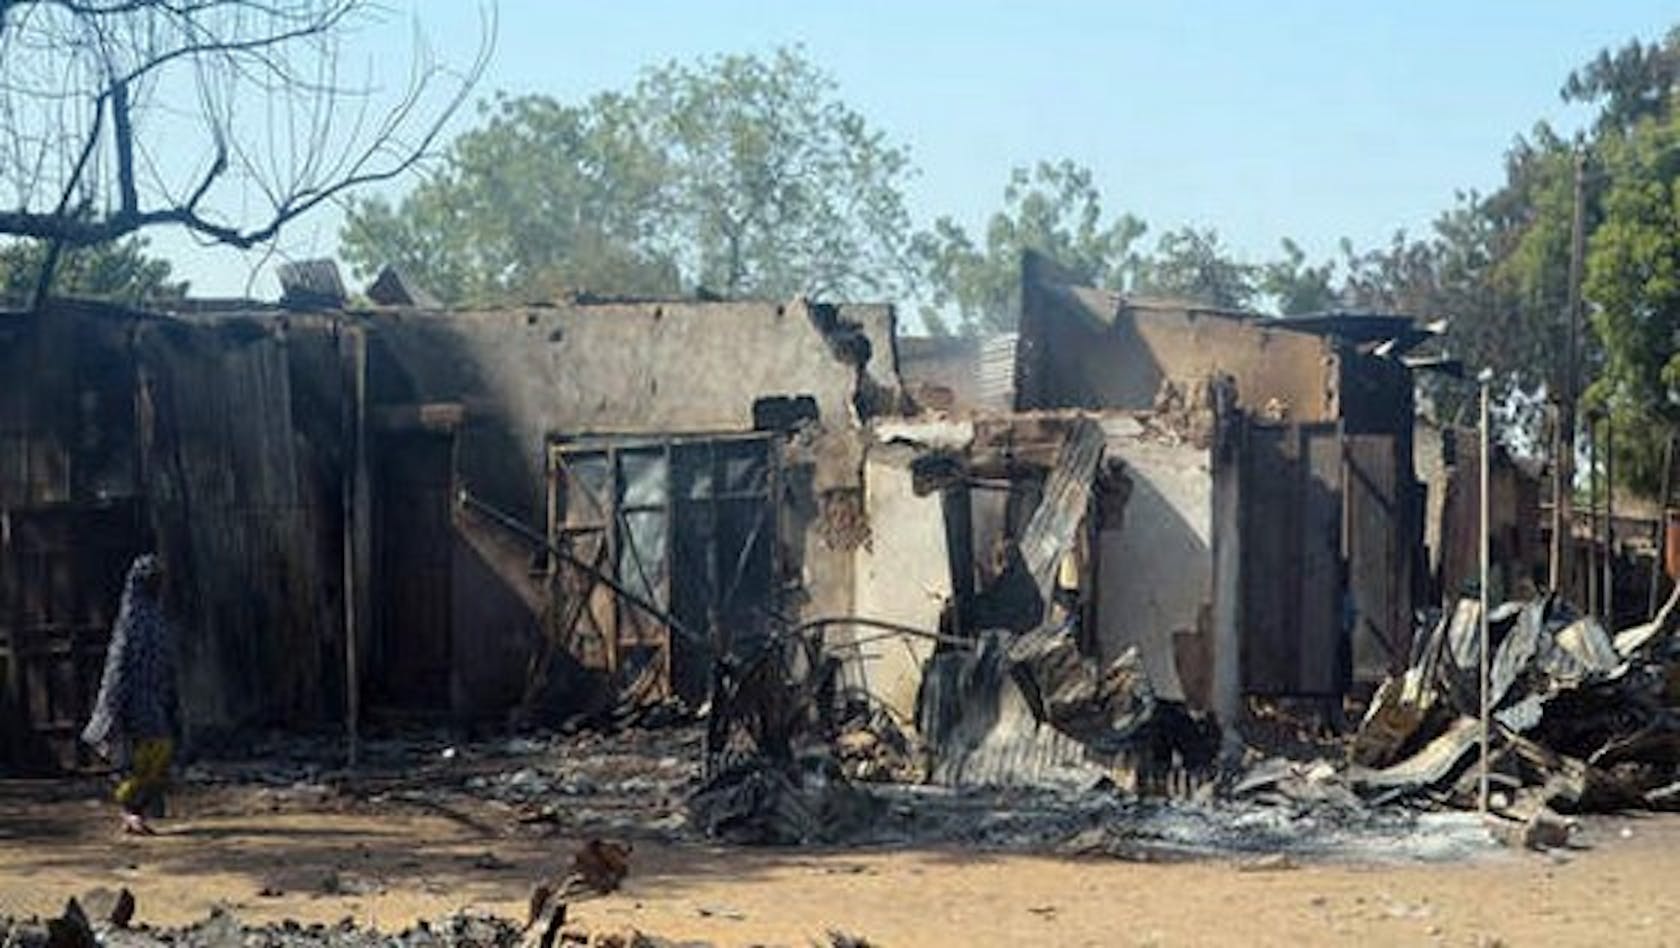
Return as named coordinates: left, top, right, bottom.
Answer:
left=3, top=253, right=1449, bottom=781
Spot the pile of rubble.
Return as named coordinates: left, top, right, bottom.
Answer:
left=0, top=845, right=876, bottom=948
left=0, top=900, right=725, bottom=948
left=683, top=581, right=1680, bottom=857
left=1342, top=587, right=1680, bottom=819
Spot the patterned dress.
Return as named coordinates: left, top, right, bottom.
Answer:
left=82, top=555, right=178, bottom=767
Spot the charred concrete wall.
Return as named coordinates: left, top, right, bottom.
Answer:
left=898, top=336, right=981, bottom=412
left=1017, top=252, right=1338, bottom=422
left=3, top=294, right=906, bottom=753
left=1018, top=252, right=1425, bottom=695
left=367, top=299, right=896, bottom=517
left=364, top=297, right=901, bottom=715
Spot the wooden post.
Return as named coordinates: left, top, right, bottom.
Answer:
left=341, top=325, right=367, bottom=769
left=1478, top=379, right=1492, bottom=814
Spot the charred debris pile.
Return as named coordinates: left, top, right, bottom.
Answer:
left=687, top=586, right=1680, bottom=854
left=687, top=416, right=1210, bottom=846
left=681, top=417, right=1680, bottom=851
left=1337, top=588, right=1680, bottom=821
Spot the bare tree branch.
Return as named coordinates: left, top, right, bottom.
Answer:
left=0, top=0, right=492, bottom=267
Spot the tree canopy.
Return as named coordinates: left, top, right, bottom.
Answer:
left=911, top=160, right=1146, bottom=335
left=0, top=236, right=186, bottom=306
left=342, top=48, right=917, bottom=305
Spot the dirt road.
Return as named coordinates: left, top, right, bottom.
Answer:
left=1, top=780, right=1676, bottom=947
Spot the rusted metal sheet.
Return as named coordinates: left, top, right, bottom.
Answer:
left=979, top=333, right=1017, bottom=411
left=1241, top=423, right=1345, bottom=696
left=137, top=318, right=344, bottom=733
left=0, top=307, right=140, bottom=509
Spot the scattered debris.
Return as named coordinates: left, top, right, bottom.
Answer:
left=1, top=902, right=709, bottom=948
left=472, top=852, right=511, bottom=871
left=1346, top=590, right=1680, bottom=815
left=1235, top=853, right=1298, bottom=872
left=76, top=888, right=135, bottom=929
left=524, top=840, right=635, bottom=948
left=1484, top=809, right=1573, bottom=851
left=567, top=839, right=632, bottom=895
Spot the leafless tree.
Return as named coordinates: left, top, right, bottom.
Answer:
left=0, top=0, right=490, bottom=300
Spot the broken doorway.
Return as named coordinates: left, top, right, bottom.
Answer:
left=1241, top=422, right=1346, bottom=697
left=548, top=435, right=776, bottom=704
left=371, top=430, right=456, bottom=714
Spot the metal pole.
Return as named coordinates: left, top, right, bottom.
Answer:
left=1605, top=415, right=1615, bottom=625
left=1478, top=378, right=1492, bottom=814
left=1587, top=413, right=1599, bottom=618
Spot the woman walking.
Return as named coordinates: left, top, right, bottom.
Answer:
left=82, top=554, right=179, bottom=835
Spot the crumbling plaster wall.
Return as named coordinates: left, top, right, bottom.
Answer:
left=848, top=435, right=960, bottom=721
left=849, top=414, right=1216, bottom=714
left=1095, top=417, right=1214, bottom=702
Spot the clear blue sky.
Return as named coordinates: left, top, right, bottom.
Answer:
left=157, top=0, right=1679, bottom=301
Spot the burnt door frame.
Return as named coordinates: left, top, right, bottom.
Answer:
left=547, top=432, right=778, bottom=703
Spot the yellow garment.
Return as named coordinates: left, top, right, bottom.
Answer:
left=1057, top=552, right=1081, bottom=591
left=114, top=737, right=172, bottom=815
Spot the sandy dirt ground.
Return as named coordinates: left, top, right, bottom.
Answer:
left=2, top=780, right=1678, bottom=947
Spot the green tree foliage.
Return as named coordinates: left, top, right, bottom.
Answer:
left=1258, top=238, right=1337, bottom=315
left=1135, top=226, right=1256, bottom=310
left=635, top=49, right=916, bottom=299
left=913, top=160, right=1146, bottom=335
left=341, top=92, right=677, bottom=304
left=342, top=48, right=915, bottom=305
left=0, top=237, right=187, bottom=307
left=1585, top=111, right=1680, bottom=489
left=1562, top=26, right=1680, bottom=134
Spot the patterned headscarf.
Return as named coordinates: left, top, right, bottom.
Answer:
left=82, top=555, right=178, bottom=763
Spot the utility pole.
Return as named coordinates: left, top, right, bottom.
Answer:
left=1550, top=147, right=1587, bottom=598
